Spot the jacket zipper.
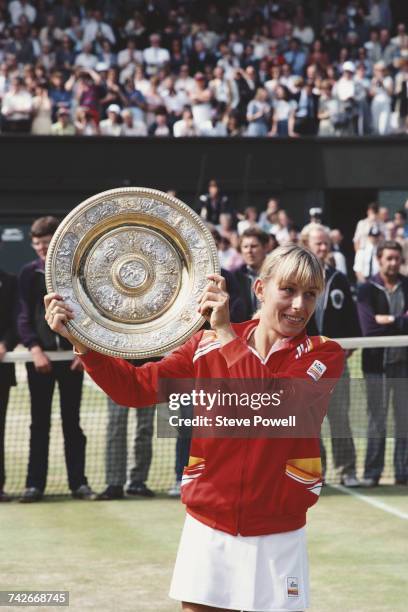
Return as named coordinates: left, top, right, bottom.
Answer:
left=236, top=437, right=250, bottom=535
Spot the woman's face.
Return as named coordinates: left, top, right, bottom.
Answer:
left=255, top=277, right=318, bottom=338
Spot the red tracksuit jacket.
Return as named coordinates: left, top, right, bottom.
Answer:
left=80, top=320, right=345, bottom=536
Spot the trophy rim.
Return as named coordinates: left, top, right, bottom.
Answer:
left=45, top=186, right=220, bottom=358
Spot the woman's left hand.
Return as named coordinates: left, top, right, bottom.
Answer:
left=198, top=273, right=231, bottom=332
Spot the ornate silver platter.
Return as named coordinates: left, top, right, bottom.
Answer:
left=45, top=187, right=220, bottom=358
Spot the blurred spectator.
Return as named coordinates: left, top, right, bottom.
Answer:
left=259, top=198, right=280, bottom=231
left=317, top=80, right=338, bottom=136
left=303, top=224, right=362, bottom=487
left=233, top=227, right=269, bottom=321
left=173, top=106, right=197, bottom=137
left=293, top=78, right=319, bottom=135
left=392, top=209, right=408, bottom=239
left=1, top=75, right=32, bottom=132
left=120, top=108, right=147, bottom=136
left=332, top=62, right=358, bottom=135
left=74, top=41, right=98, bottom=70
left=161, top=76, right=189, bottom=125
left=217, top=234, right=244, bottom=272
left=370, top=61, right=393, bottom=134
left=99, top=103, right=122, bottom=135
left=357, top=240, right=408, bottom=486
left=49, top=71, right=72, bottom=121
left=269, top=209, right=292, bottom=244
left=198, top=179, right=234, bottom=225
left=148, top=106, right=170, bottom=136
left=98, top=67, right=126, bottom=118
left=353, top=225, right=382, bottom=283
left=190, top=72, right=213, bottom=129
left=198, top=105, right=228, bottom=136
left=9, top=0, right=36, bottom=26
left=0, top=246, right=18, bottom=502
left=330, top=228, right=348, bottom=275
left=31, top=80, right=52, bottom=134
left=51, top=106, right=75, bottom=135
left=117, top=37, right=143, bottom=81
left=17, top=216, right=94, bottom=502
left=246, top=87, right=270, bottom=136
left=143, top=33, right=170, bottom=76
left=284, top=37, right=307, bottom=76
left=74, top=105, right=99, bottom=135
left=269, top=84, right=296, bottom=137
left=83, top=9, right=115, bottom=47
left=217, top=212, right=239, bottom=247
left=353, top=202, right=387, bottom=250
left=237, top=206, right=259, bottom=235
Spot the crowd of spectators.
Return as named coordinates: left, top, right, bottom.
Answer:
left=0, top=0, right=407, bottom=137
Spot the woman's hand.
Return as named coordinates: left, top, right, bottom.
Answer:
left=198, top=274, right=237, bottom=345
left=198, top=274, right=230, bottom=328
left=44, top=293, right=88, bottom=354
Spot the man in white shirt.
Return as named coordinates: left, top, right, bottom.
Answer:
left=173, top=107, right=197, bottom=137
left=353, top=202, right=387, bottom=250
left=143, top=34, right=170, bottom=77
left=74, top=42, right=98, bottom=70
left=9, top=0, right=36, bottom=26
left=83, top=9, right=115, bottom=46
left=174, top=65, right=195, bottom=96
left=1, top=76, right=33, bottom=132
left=117, top=38, right=143, bottom=76
left=120, top=109, right=147, bottom=136
left=353, top=225, right=382, bottom=283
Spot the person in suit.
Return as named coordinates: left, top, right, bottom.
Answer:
left=0, top=255, right=19, bottom=501
left=233, top=227, right=269, bottom=322
left=302, top=224, right=361, bottom=487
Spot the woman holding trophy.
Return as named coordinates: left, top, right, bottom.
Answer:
left=45, top=238, right=344, bottom=612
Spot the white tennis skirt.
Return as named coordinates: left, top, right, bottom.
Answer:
left=169, top=513, right=309, bottom=611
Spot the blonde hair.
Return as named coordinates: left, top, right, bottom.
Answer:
left=299, top=223, right=330, bottom=249
left=259, top=244, right=324, bottom=293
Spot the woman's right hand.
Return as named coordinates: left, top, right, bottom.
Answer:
left=44, top=293, right=87, bottom=353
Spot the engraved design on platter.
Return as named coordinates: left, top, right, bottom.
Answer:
left=119, top=260, right=147, bottom=288
left=85, top=227, right=182, bottom=324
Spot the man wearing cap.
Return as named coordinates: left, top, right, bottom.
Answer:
left=51, top=107, right=75, bottom=135
left=332, top=61, right=358, bottom=135
left=99, top=104, right=122, bottom=136
left=354, top=225, right=382, bottom=283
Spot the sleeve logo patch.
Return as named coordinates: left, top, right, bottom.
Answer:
left=307, top=360, right=327, bottom=381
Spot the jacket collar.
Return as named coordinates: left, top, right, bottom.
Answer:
left=370, top=272, right=404, bottom=288
left=241, top=318, right=308, bottom=350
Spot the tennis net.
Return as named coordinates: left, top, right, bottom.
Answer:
left=2, top=335, right=407, bottom=496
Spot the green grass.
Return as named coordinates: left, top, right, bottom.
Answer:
left=0, top=488, right=407, bottom=611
